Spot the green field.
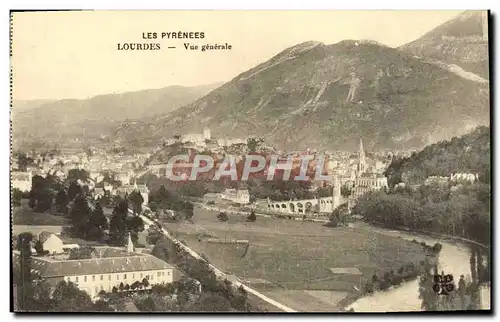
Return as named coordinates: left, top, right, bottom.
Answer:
left=12, top=205, right=70, bottom=226
left=162, top=207, right=426, bottom=311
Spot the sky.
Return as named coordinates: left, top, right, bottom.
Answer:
left=11, top=10, right=466, bottom=101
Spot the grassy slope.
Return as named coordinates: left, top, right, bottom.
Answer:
left=12, top=205, right=70, bottom=226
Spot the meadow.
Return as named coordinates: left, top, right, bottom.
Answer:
left=12, top=205, right=70, bottom=226
left=162, top=207, right=426, bottom=311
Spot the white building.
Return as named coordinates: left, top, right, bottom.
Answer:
left=11, top=171, right=32, bottom=192
left=222, top=189, right=250, bottom=204
left=22, top=244, right=174, bottom=300
left=450, top=173, right=479, bottom=183
left=117, top=170, right=134, bottom=186
left=38, top=232, right=65, bottom=254
left=203, top=127, right=211, bottom=141
left=180, top=133, right=204, bottom=144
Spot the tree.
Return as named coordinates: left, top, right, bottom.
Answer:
left=217, top=212, right=229, bottom=222
left=183, top=201, right=195, bottom=222
left=152, top=236, right=172, bottom=263
left=28, top=175, right=54, bottom=213
left=341, top=185, right=352, bottom=198
left=34, top=240, right=47, bottom=256
left=131, top=281, right=142, bottom=291
left=34, top=188, right=54, bottom=213
left=55, top=189, right=69, bottom=213
left=149, top=201, right=158, bottom=213
left=69, top=194, right=92, bottom=238
left=67, top=181, right=84, bottom=201
left=246, top=211, right=256, bottom=222
left=147, top=224, right=164, bottom=246
left=109, top=199, right=129, bottom=246
left=155, top=185, right=170, bottom=206
left=246, top=137, right=265, bottom=153
left=138, top=295, right=156, bottom=311
left=128, top=190, right=144, bottom=214
left=87, top=202, right=108, bottom=241
left=67, top=169, right=90, bottom=183
left=187, top=292, right=232, bottom=312
left=31, top=280, right=53, bottom=310
left=16, top=232, right=34, bottom=311
left=12, top=188, right=23, bottom=206
left=51, top=281, right=93, bottom=311
left=127, top=216, right=145, bottom=244
left=326, top=214, right=339, bottom=227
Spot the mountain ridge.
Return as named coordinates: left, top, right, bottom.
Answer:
left=399, top=10, right=489, bottom=79
left=114, top=39, right=489, bottom=152
left=12, top=83, right=223, bottom=150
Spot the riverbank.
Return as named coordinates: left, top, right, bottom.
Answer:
left=358, top=222, right=489, bottom=250
left=346, top=222, right=492, bottom=312
left=164, top=207, right=427, bottom=312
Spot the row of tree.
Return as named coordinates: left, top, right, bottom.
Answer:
left=14, top=232, right=112, bottom=312
left=149, top=233, right=258, bottom=312
left=352, top=182, right=491, bottom=247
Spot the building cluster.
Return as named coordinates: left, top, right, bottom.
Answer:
left=263, top=139, right=389, bottom=215
left=203, top=188, right=250, bottom=205
left=159, top=127, right=255, bottom=155
left=424, top=172, right=480, bottom=186
left=11, top=150, right=150, bottom=205
left=14, top=231, right=174, bottom=300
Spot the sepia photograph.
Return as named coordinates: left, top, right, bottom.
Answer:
left=10, top=10, right=491, bottom=313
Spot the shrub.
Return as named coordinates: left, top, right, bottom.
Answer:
left=365, top=283, right=374, bottom=294
left=217, top=213, right=229, bottom=222
left=432, top=242, right=443, bottom=253
left=391, top=274, right=404, bottom=286
left=379, top=279, right=391, bottom=291
left=247, top=212, right=257, bottom=222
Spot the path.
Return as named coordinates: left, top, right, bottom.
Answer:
left=140, top=214, right=297, bottom=312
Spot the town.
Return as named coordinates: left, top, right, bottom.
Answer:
left=10, top=10, right=491, bottom=314
left=11, top=126, right=489, bottom=312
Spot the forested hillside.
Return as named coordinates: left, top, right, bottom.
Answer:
left=384, top=126, right=490, bottom=187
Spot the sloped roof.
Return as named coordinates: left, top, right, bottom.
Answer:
left=27, top=250, right=173, bottom=278
left=39, top=231, right=58, bottom=244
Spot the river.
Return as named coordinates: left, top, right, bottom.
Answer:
left=347, top=225, right=486, bottom=312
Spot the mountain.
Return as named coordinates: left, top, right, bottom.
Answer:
left=11, top=83, right=222, bottom=150
left=12, top=99, right=55, bottom=111
left=115, top=40, right=489, bottom=152
left=399, top=11, right=489, bottom=80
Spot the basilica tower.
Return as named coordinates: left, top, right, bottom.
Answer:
left=332, top=173, right=341, bottom=211
left=357, top=138, right=366, bottom=174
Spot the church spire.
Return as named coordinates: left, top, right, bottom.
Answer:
left=357, top=138, right=366, bottom=174
left=126, top=232, right=134, bottom=253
